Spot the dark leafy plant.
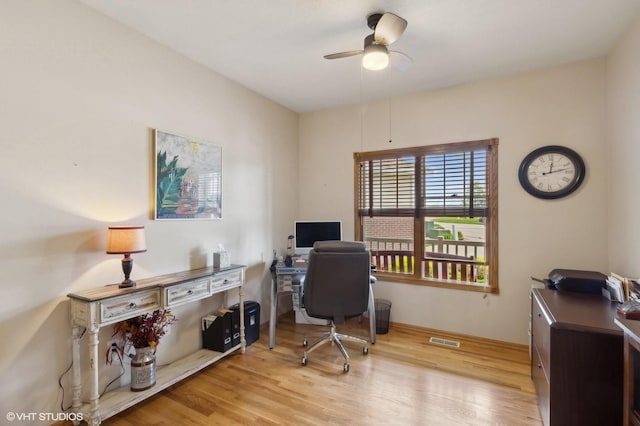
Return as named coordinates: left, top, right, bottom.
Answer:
left=156, top=150, right=188, bottom=214
left=112, top=309, right=176, bottom=349
left=106, top=309, right=176, bottom=365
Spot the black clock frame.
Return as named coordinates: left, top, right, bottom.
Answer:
left=518, top=145, right=586, bottom=199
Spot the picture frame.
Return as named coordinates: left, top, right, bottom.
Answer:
left=154, top=129, right=222, bottom=220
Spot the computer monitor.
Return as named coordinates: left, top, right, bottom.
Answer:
left=294, top=221, right=342, bottom=255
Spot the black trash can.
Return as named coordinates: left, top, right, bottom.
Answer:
left=375, top=299, right=392, bottom=334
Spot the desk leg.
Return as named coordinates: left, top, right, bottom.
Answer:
left=269, top=276, right=277, bottom=349
left=368, top=284, right=376, bottom=344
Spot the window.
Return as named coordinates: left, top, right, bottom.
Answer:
left=354, top=139, right=498, bottom=293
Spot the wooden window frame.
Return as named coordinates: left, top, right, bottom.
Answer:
left=354, top=138, right=499, bottom=294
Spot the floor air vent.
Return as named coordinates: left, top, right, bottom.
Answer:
left=429, top=337, right=461, bottom=348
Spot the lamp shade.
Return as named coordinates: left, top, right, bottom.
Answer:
left=362, top=43, right=389, bottom=71
left=106, top=226, right=147, bottom=254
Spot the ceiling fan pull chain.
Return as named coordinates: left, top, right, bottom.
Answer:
left=388, top=71, right=393, bottom=144
left=360, top=65, right=365, bottom=152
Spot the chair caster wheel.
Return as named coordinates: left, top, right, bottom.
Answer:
left=301, top=357, right=308, bottom=366
left=302, top=339, right=308, bottom=347
left=343, top=363, right=350, bottom=372
left=363, top=346, right=369, bottom=355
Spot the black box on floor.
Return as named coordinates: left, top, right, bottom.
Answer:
left=202, top=310, right=233, bottom=352
left=231, top=308, right=240, bottom=347
left=230, top=301, right=260, bottom=346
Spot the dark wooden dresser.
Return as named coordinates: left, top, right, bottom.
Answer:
left=614, top=318, right=640, bottom=426
left=531, top=288, right=623, bottom=426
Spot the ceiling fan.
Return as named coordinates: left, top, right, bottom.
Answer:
left=324, top=12, right=411, bottom=71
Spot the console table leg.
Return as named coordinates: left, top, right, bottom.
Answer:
left=239, top=285, right=245, bottom=353
left=70, top=325, right=82, bottom=425
left=87, top=326, right=100, bottom=425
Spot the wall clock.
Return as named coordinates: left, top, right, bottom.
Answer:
left=518, top=145, right=586, bottom=199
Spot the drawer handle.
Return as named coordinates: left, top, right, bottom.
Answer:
left=537, top=313, right=541, bottom=317
left=128, top=302, right=137, bottom=309
left=223, top=279, right=229, bottom=284
left=538, top=363, right=542, bottom=369
left=187, top=289, right=193, bottom=295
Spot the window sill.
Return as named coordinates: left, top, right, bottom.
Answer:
left=373, top=271, right=499, bottom=294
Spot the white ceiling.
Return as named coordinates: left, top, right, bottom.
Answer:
left=78, top=0, right=640, bottom=113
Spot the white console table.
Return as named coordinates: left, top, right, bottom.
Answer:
left=67, top=264, right=246, bottom=425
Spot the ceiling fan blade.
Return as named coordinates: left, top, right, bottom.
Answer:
left=390, top=50, right=413, bottom=71
left=374, top=13, right=408, bottom=45
left=324, top=50, right=363, bottom=60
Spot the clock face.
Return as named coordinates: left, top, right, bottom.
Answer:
left=518, top=146, right=585, bottom=199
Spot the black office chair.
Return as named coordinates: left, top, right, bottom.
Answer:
left=300, top=240, right=371, bottom=372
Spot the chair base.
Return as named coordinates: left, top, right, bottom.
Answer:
left=300, top=322, right=368, bottom=372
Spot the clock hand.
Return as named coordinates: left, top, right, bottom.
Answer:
left=542, top=168, right=570, bottom=176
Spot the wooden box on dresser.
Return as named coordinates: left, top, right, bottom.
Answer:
left=530, top=288, right=623, bottom=426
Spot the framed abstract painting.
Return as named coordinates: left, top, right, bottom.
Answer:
left=154, top=129, right=222, bottom=220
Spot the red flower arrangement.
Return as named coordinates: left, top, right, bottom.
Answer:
left=112, top=309, right=176, bottom=349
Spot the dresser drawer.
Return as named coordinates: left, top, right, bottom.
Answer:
left=531, top=342, right=549, bottom=385
left=531, top=297, right=551, bottom=375
left=165, top=278, right=211, bottom=307
left=531, top=344, right=550, bottom=426
left=100, top=289, right=161, bottom=325
left=211, top=270, right=242, bottom=292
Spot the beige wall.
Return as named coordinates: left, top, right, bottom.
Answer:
left=3, top=0, right=640, bottom=418
left=299, top=59, right=609, bottom=345
left=607, top=16, right=640, bottom=276
left=0, top=0, right=297, bottom=417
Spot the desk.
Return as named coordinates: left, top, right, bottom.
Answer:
left=269, top=266, right=376, bottom=349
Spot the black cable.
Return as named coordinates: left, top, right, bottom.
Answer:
left=58, top=327, right=87, bottom=411
left=58, top=361, right=74, bottom=411
left=57, top=328, right=126, bottom=409
left=100, top=347, right=125, bottom=398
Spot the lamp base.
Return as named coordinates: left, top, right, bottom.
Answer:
left=119, top=279, right=136, bottom=288
left=119, top=255, right=136, bottom=288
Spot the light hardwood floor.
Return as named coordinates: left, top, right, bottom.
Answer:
left=100, top=313, right=542, bottom=425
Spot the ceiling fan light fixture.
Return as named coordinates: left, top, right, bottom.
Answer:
left=362, top=44, right=389, bottom=70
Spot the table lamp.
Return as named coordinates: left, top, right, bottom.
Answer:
left=106, top=226, right=147, bottom=288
